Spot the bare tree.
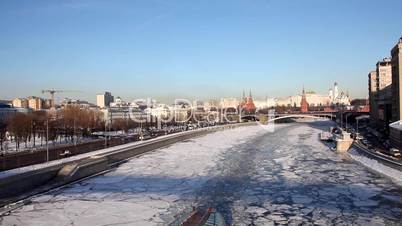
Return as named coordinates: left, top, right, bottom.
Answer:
left=4, top=107, right=104, bottom=152
left=112, top=118, right=132, bottom=133
left=0, top=121, right=6, bottom=151
left=7, top=113, right=30, bottom=151
left=29, top=111, right=47, bottom=148
left=60, top=106, right=103, bottom=144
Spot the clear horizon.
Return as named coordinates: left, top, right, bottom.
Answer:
left=1, top=0, right=402, bottom=103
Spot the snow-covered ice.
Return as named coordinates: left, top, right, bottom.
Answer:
left=0, top=125, right=267, bottom=225
left=0, top=126, right=233, bottom=179
left=1, top=121, right=402, bottom=226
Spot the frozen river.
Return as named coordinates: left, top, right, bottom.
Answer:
left=2, top=121, right=402, bottom=225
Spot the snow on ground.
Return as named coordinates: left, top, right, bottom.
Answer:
left=0, top=125, right=242, bottom=179
left=1, top=135, right=97, bottom=154
left=349, top=149, right=402, bottom=186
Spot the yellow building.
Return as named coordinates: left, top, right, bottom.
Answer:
left=12, top=98, right=28, bottom=108
left=27, top=96, right=43, bottom=110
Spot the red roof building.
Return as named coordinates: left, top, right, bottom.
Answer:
left=240, top=90, right=256, bottom=115
left=300, top=87, right=309, bottom=113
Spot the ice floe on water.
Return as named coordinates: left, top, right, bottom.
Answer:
left=0, top=125, right=267, bottom=226
left=222, top=122, right=402, bottom=225
left=2, top=121, right=402, bottom=226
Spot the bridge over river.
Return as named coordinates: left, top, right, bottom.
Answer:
left=1, top=121, right=402, bottom=225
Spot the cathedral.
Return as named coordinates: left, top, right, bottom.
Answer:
left=329, top=82, right=350, bottom=106
left=240, top=90, right=256, bottom=115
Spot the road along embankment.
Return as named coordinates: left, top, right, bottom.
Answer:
left=352, top=141, right=402, bottom=171
left=0, top=123, right=256, bottom=209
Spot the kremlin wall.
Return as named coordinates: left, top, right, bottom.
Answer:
left=222, top=82, right=351, bottom=111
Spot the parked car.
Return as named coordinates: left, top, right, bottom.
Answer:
left=390, top=148, right=401, bottom=158
left=355, top=134, right=363, bottom=140
left=60, top=150, right=72, bottom=157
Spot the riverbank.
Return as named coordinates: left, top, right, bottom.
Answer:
left=2, top=121, right=402, bottom=225
left=0, top=123, right=256, bottom=210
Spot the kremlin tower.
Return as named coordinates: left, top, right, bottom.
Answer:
left=300, top=87, right=309, bottom=113
left=240, top=90, right=256, bottom=115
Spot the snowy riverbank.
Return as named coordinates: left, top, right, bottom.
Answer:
left=349, top=149, right=402, bottom=186
left=1, top=124, right=269, bottom=225
left=2, top=121, right=402, bottom=226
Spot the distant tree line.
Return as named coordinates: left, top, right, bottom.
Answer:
left=0, top=106, right=104, bottom=151
left=0, top=106, right=216, bottom=152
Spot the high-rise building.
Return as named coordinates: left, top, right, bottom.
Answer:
left=376, top=58, right=393, bottom=99
left=375, top=58, right=393, bottom=132
left=96, top=92, right=114, bottom=108
left=391, top=37, right=402, bottom=122
left=368, top=71, right=378, bottom=122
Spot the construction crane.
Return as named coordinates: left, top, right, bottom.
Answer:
left=42, top=89, right=79, bottom=109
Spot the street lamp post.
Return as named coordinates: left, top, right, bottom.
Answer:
left=354, top=115, right=370, bottom=139
left=356, top=119, right=359, bottom=138
left=104, top=120, right=107, bottom=148
left=340, top=106, right=343, bottom=129
left=46, top=119, right=49, bottom=163
left=73, top=118, right=76, bottom=146
left=140, top=121, right=143, bottom=141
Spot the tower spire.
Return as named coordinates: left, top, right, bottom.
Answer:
left=300, top=85, right=309, bottom=113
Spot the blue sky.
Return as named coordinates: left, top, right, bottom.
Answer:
left=0, top=0, right=401, bottom=103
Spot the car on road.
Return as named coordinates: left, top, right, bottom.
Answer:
left=390, top=148, right=401, bottom=158
left=60, top=150, right=72, bottom=157
left=356, top=135, right=364, bottom=140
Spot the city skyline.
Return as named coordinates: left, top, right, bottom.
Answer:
left=1, top=0, right=402, bottom=102
left=1, top=1, right=402, bottom=223
left=4, top=81, right=351, bottom=106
